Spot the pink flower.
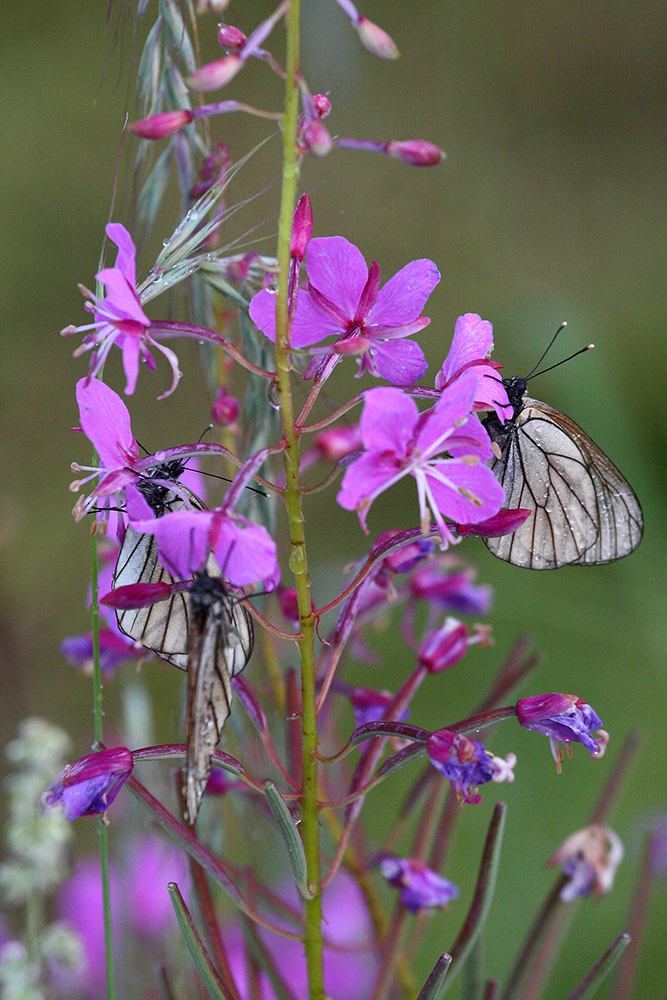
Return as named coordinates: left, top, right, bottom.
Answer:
left=378, top=857, right=459, bottom=912
left=336, top=377, right=506, bottom=546
left=436, top=313, right=512, bottom=422
left=249, top=236, right=440, bottom=385
left=63, top=224, right=181, bottom=398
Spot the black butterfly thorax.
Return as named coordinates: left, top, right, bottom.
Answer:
left=482, top=376, right=529, bottom=448
left=136, top=460, right=187, bottom=516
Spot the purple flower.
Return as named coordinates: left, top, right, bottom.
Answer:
left=549, top=825, right=623, bottom=901
left=435, top=313, right=512, bottom=422
left=249, top=236, right=440, bottom=385
left=410, top=559, right=492, bottom=615
left=40, top=748, right=133, bottom=821
left=427, top=729, right=516, bottom=804
left=336, top=377, right=506, bottom=546
left=125, top=483, right=279, bottom=589
left=61, top=628, right=140, bottom=675
left=378, top=856, right=459, bottom=912
left=418, top=618, right=470, bottom=673
left=516, top=693, right=608, bottom=769
left=63, top=223, right=180, bottom=398
left=348, top=686, right=407, bottom=728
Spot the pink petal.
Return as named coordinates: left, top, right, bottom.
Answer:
left=369, top=259, right=440, bottom=326
left=248, top=288, right=278, bottom=341
left=105, top=223, right=138, bottom=287
left=427, top=461, right=505, bottom=523
left=371, top=338, right=427, bottom=385
left=130, top=508, right=212, bottom=579
left=290, top=289, right=348, bottom=346
left=359, top=387, right=418, bottom=455
left=337, top=452, right=403, bottom=531
left=121, top=337, right=141, bottom=396
left=415, top=375, right=479, bottom=455
left=210, top=514, right=279, bottom=587
left=305, top=237, right=368, bottom=318
left=76, top=378, right=139, bottom=472
left=439, top=314, right=493, bottom=383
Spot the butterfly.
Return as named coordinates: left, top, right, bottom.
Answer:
left=112, top=460, right=254, bottom=822
left=481, top=367, right=643, bottom=570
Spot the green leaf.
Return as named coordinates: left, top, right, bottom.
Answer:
left=416, top=954, right=452, bottom=1000
left=167, top=882, right=233, bottom=1000
left=263, top=781, right=313, bottom=899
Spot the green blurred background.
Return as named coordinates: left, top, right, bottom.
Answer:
left=1, top=0, right=665, bottom=996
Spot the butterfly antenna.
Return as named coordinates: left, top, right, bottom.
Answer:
left=523, top=322, right=568, bottom=379
left=528, top=343, right=595, bottom=382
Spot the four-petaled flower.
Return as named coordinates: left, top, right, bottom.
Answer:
left=249, top=236, right=440, bottom=385
left=436, top=313, right=512, bottom=422
left=378, top=856, right=459, bottom=913
left=516, top=693, right=608, bottom=770
left=336, top=376, right=506, bottom=547
left=62, top=223, right=181, bottom=399
left=427, top=729, right=516, bottom=804
left=40, top=747, right=133, bottom=821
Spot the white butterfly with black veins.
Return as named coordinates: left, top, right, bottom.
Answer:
left=481, top=343, right=643, bottom=570
left=113, top=460, right=253, bottom=823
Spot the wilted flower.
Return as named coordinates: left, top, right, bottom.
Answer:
left=378, top=856, right=459, bottom=912
left=427, top=729, right=516, bottom=804
left=549, top=825, right=624, bottom=901
left=40, top=748, right=133, bottom=821
left=516, top=693, right=608, bottom=771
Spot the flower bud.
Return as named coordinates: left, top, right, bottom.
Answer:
left=313, top=425, right=362, bottom=462
left=356, top=17, right=399, bottom=59
left=290, top=195, right=313, bottom=261
left=312, top=93, right=332, bottom=119
left=217, top=23, right=247, bottom=51
left=456, top=508, right=531, bottom=538
left=418, top=618, right=469, bottom=673
left=384, top=140, right=446, bottom=167
left=100, top=582, right=172, bottom=609
left=40, top=748, right=133, bottom=821
left=211, top=388, right=240, bottom=426
left=300, top=119, right=332, bottom=157
left=188, top=54, right=242, bottom=92
left=130, top=109, right=193, bottom=140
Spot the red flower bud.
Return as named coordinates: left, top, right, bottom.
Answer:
left=384, top=140, right=446, bottom=167
left=130, top=110, right=193, bottom=140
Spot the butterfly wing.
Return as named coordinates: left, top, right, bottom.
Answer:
left=484, top=396, right=643, bottom=569
left=184, top=580, right=254, bottom=824
left=113, top=479, right=207, bottom=669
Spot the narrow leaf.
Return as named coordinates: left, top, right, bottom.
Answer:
left=566, top=934, right=630, bottom=1000
left=263, top=780, right=313, bottom=899
left=168, top=882, right=233, bottom=1000
left=416, top=954, right=452, bottom=1000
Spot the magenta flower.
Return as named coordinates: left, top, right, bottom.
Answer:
left=436, top=313, right=512, bottom=422
left=549, top=825, right=623, bottom=901
left=410, top=559, right=492, bottom=615
left=347, top=686, right=408, bottom=728
left=378, top=856, right=459, bottom=912
left=63, top=223, right=180, bottom=398
left=125, top=483, right=279, bottom=589
left=249, top=236, right=440, bottom=385
left=40, top=748, right=133, bottom=821
left=427, top=729, right=516, bottom=804
left=516, top=693, right=608, bottom=767
left=418, top=617, right=470, bottom=673
left=337, top=376, right=506, bottom=546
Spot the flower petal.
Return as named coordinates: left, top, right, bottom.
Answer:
left=305, top=237, right=369, bottom=318
left=76, top=377, right=139, bottom=471
left=370, top=338, right=428, bottom=385
left=358, top=387, right=418, bottom=454
left=369, top=258, right=440, bottom=326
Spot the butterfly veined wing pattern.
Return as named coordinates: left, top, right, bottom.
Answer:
left=483, top=380, right=643, bottom=570
left=113, top=464, right=205, bottom=668
left=184, top=572, right=254, bottom=824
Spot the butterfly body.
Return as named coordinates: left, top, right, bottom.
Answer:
left=482, top=376, right=643, bottom=569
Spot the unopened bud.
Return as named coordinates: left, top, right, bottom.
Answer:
left=100, top=582, right=172, bottom=609
left=217, top=23, right=247, bottom=51
left=301, top=120, right=332, bottom=157
left=356, top=16, right=399, bottom=59
left=131, top=109, right=193, bottom=140
left=312, top=93, right=332, bottom=119
left=290, top=195, right=313, bottom=260
left=384, top=140, right=446, bottom=167
left=188, top=54, right=242, bottom=92
left=211, top=389, right=240, bottom=426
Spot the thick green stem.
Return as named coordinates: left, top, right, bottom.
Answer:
left=274, top=1, right=324, bottom=997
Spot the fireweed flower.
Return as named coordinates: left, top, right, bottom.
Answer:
left=62, top=223, right=181, bottom=398
left=549, top=825, right=624, bottom=902
left=249, top=236, right=440, bottom=385
left=516, top=693, right=608, bottom=770
left=378, top=856, right=459, bottom=913
left=336, top=377, right=506, bottom=547
left=125, top=483, right=279, bottom=590
left=427, top=729, right=516, bottom=804
left=418, top=617, right=473, bottom=673
left=347, top=686, right=408, bottom=728
left=436, top=313, right=512, bottom=422
left=40, top=748, right=133, bottom=821
left=410, top=558, right=492, bottom=616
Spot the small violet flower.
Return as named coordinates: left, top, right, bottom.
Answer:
left=62, top=223, right=181, bottom=399
left=427, top=729, right=516, bottom=804
left=125, top=484, right=279, bottom=590
left=436, top=313, right=512, bottom=422
left=516, top=693, right=608, bottom=771
left=549, top=824, right=624, bottom=902
left=249, top=236, right=440, bottom=385
left=40, top=748, right=133, bottom=821
left=348, top=687, right=407, bottom=728
left=336, top=377, right=506, bottom=547
left=418, top=617, right=471, bottom=673
left=378, top=856, right=459, bottom=913
left=410, top=558, right=492, bottom=616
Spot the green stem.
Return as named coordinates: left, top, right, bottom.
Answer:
left=89, top=524, right=116, bottom=1000
left=273, top=2, right=324, bottom=996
